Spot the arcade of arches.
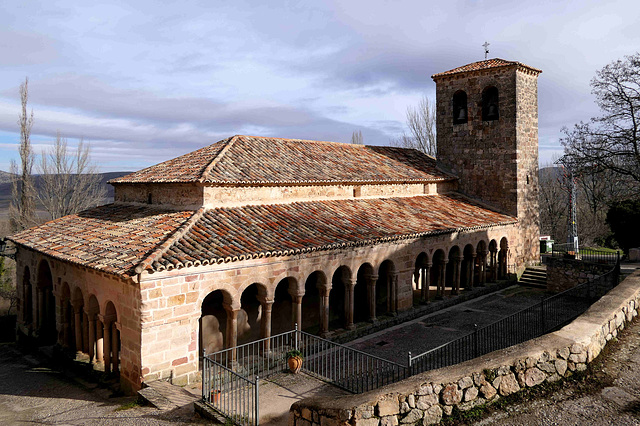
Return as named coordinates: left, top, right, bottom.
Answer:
left=200, top=236, right=510, bottom=356
left=19, top=259, right=123, bottom=378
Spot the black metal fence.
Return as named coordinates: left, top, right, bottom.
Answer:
left=408, top=257, right=620, bottom=373
left=550, top=244, right=621, bottom=264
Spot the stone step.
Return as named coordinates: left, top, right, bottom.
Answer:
left=138, top=380, right=199, bottom=411
left=519, top=267, right=547, bottom=289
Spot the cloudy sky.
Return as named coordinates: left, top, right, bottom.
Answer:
left=1, top=0, right=639, bottom=172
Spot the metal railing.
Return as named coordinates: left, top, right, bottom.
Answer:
left=298, top=330, right=407, bottom=393
left=550, top=244, right=621, bottom=264
left=202, top=355, right=259, bottom=426
left=408, top=257, right=620, bottom=373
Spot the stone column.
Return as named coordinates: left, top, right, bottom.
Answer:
left=346, top=279, right=356, bottom=330
left=96, top=319, right=104, bottom=363
left=223, top=305, right=239, bottom=362
left=292, top=294, right=303, bottom=330
left=478, top=251, right=487, bottom=286
left=421, top=263, right=431, bottom=303
left=103, top=320, right=111, bottom=374
left=389, top=273, right=398, bottom=315
left=82, top=312, right=90, bottom=353
left=436, top=259, right=447, bottom=299
left=367, top=274, right=378, bottom=322
left=491, top=250, right=498, bottom=282
left=88, top=315, right=96, bottom=362
left=452, top=255, right=462, bottom=295
left=74, top=305, right=83, bottom=353
left=258, top=298, right=274, bottom=352
left=469, top=251, right=477, bottom=289
left=36, top=287, right=43, bottom=329
left=61, top=303, right=70, bottom=348
left=318, top=286, right=331, bottom=337
left=111, top=323, right=119, bottom=375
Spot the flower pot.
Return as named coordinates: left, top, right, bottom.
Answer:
left=288, top=356, right=303, bottom=374
left=211, top=390, right=221, bottom=404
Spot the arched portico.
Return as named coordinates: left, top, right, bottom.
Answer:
left=355, top=263, right=375, bottom=323
left=414, top=252, right=431, bottom=304
left=377, top=260, right=396, bottom=316
left=36, top=260, right=56, bottom=345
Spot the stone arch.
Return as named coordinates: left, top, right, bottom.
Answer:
left=103, top=300, right=120, bottom=376
left=302, top=271, right=328, bottom=335
left=453, top=90, right=468, bottom=124
left=329, top=266, right=352, bottom=331
left=376, top=260, right=396, bottom=316
left=355, top=263, right=374, bottom=324
left=488, top=239, right=499, bottom=282
left=272, top=277, right=297, bottom=335
left=238, top=283, right=268, bottom=345
left=461, top=244, right=475, bottom=290
left=414, top=252, right=431, bottom=304
left=430, top=249, right=447, bottom=299
left=499, top=237, right=509, bottom=279
left=446, top=246, right=462, bottom=295
left=482, top=86, right=499, bottom=121
left=22, top=266, right=33, bottom=326
left=201, top=289, right=233, bottom=357
left=36, top=259, right=56, bottom=345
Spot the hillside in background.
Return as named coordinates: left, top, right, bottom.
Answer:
left=0, top=171, right=131, bottom=214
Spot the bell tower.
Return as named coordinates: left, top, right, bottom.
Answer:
left=432, top=59, right=542, bottom=266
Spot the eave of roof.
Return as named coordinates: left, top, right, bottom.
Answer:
left=431, top=58, right=542, bottom=79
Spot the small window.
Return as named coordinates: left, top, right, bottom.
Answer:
left=452, top=90, right=468, bottom=125
left=482, top=86, right=499, bottom=121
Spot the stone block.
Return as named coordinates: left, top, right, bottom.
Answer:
left=480, top=383, right=497, bottom=400
left=497, top=365, right=510, bottom=376
left=464, top=386, right=478, bottom=402
left=432, top=384, right=442, bottom=395
left=441, top=384, right=462, bottom=405
left=422, top=405, right=443, bottom=425
left=407, top=394, right=415, bottom=408
left=417, top=383, right=433, bottom=395
left=570, top=343, right=584, bottom=354
left=472, top=372, right=486, bottom=386
left=400, top=409, right=423, bottom=424
left=537, top=361, right=556, bottom=374
left=555, top=359, right=567, bottom=376
left=168, top=294, right=186, bottom=307
left=557, top=347, right=570, bottom=359
left=569, top=352, right=587, bottom=363
left=399, top=402, right=410, bottom=414
left=380, top=416, right=398, bottom=426
left=458, top=376, right=473, bottom=389
left=442, top=405, right=453, bottom=416
left=498, top=373, right=520, bottom=396
left=524, top=368, right=546, bottom=387
left=576, top=363, right=587, bottom=372
left=377, top=398, right=400, bottom=417
left=416, top=394, right=438, bottom=410
left=354, top=418, right=379, bottom=426
left=302, top=408, right=312, bottom=421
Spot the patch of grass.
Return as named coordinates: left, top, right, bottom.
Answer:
left=115, top=396, right=145, bottom=411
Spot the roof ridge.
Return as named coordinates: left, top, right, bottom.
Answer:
left=133, top=207, right=206, bottom=274
left=237, top=134, right=363, bottom=147
left=199, top=135, right=237, bottom=182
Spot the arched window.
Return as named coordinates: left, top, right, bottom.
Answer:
left=482, top=86, right=499, bottom=121
left=452, top=90, right=468, bottom=124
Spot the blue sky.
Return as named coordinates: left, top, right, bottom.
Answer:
left=1, top=0, right=639, bottom=172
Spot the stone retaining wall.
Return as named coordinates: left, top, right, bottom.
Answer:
left=290, top=269, right=639, bottom=426
left=546, top=257, right=613, bottom=292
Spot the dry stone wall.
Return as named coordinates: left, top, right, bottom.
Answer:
left=289, top=270, right=640, bottom=426
left=546, top=257, right=613, bottom=293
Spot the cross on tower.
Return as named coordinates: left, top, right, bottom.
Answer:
left=483, top=41, right=490, bottom=59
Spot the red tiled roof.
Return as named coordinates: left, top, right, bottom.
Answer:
left=431, top=58, right=542, bottom=79
left=109, top=135, right=453, bottom=185
left=153, top=194, right=516, bottom=272
left=8, top=205, right=197, bottom=276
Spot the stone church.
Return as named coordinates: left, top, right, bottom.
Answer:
left=9, top=58, right=541, bottom=392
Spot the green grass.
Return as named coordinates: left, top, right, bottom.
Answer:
left=582, top=246, right=622, bottom=254
left=115, top=396, right=145, bottom=411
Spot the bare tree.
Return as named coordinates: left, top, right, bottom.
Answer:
left=392, top=96, right=437, bottom=157
left=9, top=78, right=37, bottom=232
left=561, top=52, right=640, bottom=183
left=350, top=130, right=364, bottom=145
left=38, top=133, right=106, bottom=220
left=539, top=162, right=567, bottom=241
left=0, top=257, right=16, bottom=315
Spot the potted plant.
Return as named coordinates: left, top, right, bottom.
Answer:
left=285, top=349, right=303, bottom=374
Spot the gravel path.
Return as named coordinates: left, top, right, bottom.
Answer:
left=0, top=344, right=206, bottom=425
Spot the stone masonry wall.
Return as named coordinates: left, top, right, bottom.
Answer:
left=547, top=257, right=613, bottom=293
left=290, top=270, right=639, bottom=426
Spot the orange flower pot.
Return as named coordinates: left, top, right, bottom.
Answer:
left=288, top=356, right=303, bottom=374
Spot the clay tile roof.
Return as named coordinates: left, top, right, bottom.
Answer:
left=155, top=194, right=516, bottom=272
left=109, top=135, right=453, bottom=185
left=8, top=204, right=196, bottom=276
left=431, top=58, right=542, bottom=79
